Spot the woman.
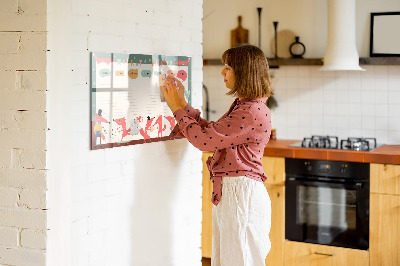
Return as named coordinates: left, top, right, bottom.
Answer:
left=161, top=44, right=273, bottom=266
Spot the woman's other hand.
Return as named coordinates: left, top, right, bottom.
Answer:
left=160, top=78, right=184, bottom=113
left=168, top=76, right=187, bottom=108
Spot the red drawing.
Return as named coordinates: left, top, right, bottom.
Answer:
left=94, top=109, right=109, bottom=148
left=95, top=113, right=109, bottom=123
left=175, top=58, right=190, bottom=66
left=113, top=117, right=131, bottom=141
left=177, top=70, right=187, bottom=81
left=165, top=116, right=176, bottom=131
left=93, top=54, right=114, bottom=65
left=138, top=117, right=155, bottom=139
left=133, top=115, right=177, bottom=140
left=153, top=115, right=168, bottom=138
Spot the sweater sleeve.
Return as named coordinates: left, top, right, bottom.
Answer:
left=183, top=103, right=211, bottom=128
left=169, top=103, right=210, bottom=138
left=173, top=106, right=256, bottom=152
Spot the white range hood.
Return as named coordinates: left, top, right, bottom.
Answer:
left=320, top=0, right=365, bottom=71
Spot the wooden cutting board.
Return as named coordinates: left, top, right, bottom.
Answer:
left=231, top=16, right=249, bottom=48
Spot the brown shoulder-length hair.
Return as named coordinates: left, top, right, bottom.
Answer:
left=221, top=44, right=273, bottom=99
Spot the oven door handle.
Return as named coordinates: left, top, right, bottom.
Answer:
left=286, top=177, right=364, bottom=189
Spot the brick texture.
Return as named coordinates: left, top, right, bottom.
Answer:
left=0, top=247, right=46, bottom=266
left=0, top=227, right=19, bottom=247
left=21, top=229, right=46, bottom=249
left=0, top=187, right=19, bottom=208
left=0, top=0, right=47, bottom=264
left=2, top=0, right=204, bottom=265
left=19, top=189, right=47, bottom=209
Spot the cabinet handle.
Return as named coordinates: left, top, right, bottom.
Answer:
left=314, top=252, right=335, bottom=257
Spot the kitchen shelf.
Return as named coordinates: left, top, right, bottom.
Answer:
left=203, top=58, right=322, bottom=67
left=268, top=58, right=323, bottom=67
left=203, top=57, right=400, bottom=67
left=359, top=57, right=400, bottom=65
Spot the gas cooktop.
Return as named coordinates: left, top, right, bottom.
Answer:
left=289, top=135, right=383, bottom=151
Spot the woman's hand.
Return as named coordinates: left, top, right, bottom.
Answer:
left=160, top=77, right=184, bottom=113
left=172, top=77, right=187, bottom=108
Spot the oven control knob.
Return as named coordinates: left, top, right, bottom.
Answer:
left=340, top=164, right=347, bottom=174
left=304, top=162, right=312, bottom=171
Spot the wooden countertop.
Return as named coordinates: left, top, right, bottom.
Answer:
left=263, top=139, right=400, bottom=165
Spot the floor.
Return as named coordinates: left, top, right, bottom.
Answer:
left=202, top=257, right=211, bottom=266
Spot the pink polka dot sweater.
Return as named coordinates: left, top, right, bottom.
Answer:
left=170, top=97, right=272, bottom=206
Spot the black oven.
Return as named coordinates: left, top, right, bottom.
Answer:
left=285, top=158, right=369, bottom=250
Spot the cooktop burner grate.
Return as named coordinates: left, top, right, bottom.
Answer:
left=301, top=135, right=339, bottom=149
left=340, top=137, right=377, bottom=151
left=291, top=136, right=379, bottom=151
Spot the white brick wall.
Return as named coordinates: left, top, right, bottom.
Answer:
left=0, top=247, right=46, bottom=266
left=0, top=187, right=19, bottom=208
left=0, top=227, right=19, bottom=247
left=0, top=0, right=48, bottom=265
left=2, top=1, right=204, bottom=266
left=21, top=229, right=47, bottom=250
left=47, top=1, right=203, bottom=266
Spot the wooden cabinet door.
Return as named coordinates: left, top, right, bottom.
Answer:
left=261, top=156, right=285, bottom=186
left=202, top=152, right=213, bottom=258
left=370, top=163, right=400, bottom=195
left=370, top=193, right=400, bottom=266
left=284, top=241, right=369, bottom=266
left=262, top=157, right=285, bottom=265
left=264, top=184, right=284, bottom=266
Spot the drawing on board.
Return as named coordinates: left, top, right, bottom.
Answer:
left=90, top=52, right=191, bottom=150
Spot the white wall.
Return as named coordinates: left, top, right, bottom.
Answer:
left=203, top=0, right=400, bottom=145
left=270, top=65, right=400, bottom=144
left=0, top=0, right=48, bottom=265
left=204, top=65, right=400, bottom=144
left=203, top=0, right=400, bottom=58
left=203, top=0, right=326, bottom=59
left=46, top=0, right=203, bottom=266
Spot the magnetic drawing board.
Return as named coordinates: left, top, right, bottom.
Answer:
left=90, top=52, right=191, bottom=150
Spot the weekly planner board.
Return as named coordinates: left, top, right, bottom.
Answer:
left=90, top=52, right=191, bottom=150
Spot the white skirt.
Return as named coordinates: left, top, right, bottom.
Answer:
left=212, top=176, right=271, bottom=266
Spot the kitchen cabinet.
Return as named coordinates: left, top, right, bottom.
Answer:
left=261, top=156, right=285, bottom=266
left=202, top=156, right=400, bottom=265
left=370, top=163, right=400, bottom=195
left=264, top=184, right=284, bottom=266
left=370, top=193, right=400, bottom=266
left=261, top=156, right=285, bottom=186
left=201, top=153, right=286, bottom=266
left=284, top=241, right=369, bottom=266
left=202, top=152, right=213, bottom=258
left=370, top=163, right=400, bottom=266
left=261, top=141, right=400, bottom=266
